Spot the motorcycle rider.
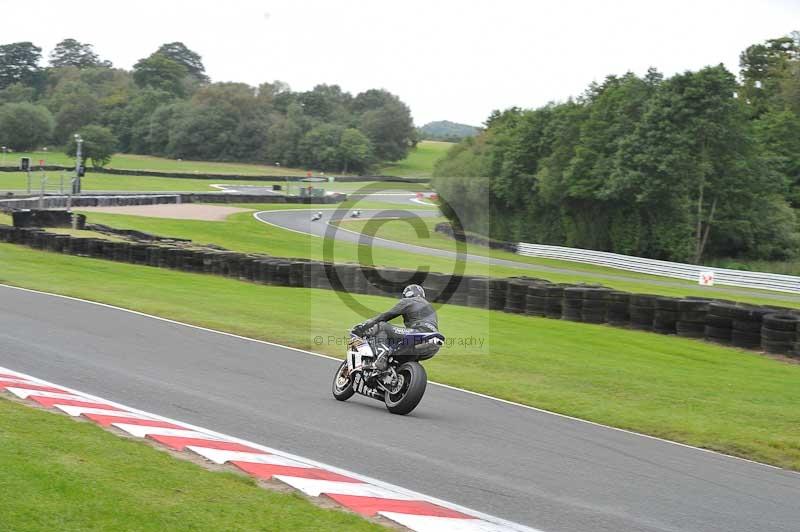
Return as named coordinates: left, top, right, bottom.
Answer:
left=352, top=284, right=438, bottom=371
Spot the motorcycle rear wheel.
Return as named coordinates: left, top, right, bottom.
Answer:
left=332, top=361, right=355, bottom=401
left=384, top=361, right=427, bottom=415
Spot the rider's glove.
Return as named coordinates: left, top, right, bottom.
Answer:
left=351, top=321, right=368, bottom=336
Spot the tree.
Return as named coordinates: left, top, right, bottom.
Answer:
left=352, top=89, right=414, bottom=160
left=113, top=88, right=175, bottom=153
left=49, top=81, right=101, bottom=142
left=739, top=34, right=800, bottom=116
left=190, top=82, right=259, bottom=118
left=145, top=101, right=185, bottom=156
left=754, top=109, right=800, bottom=206
left=613, top=65, right=767, bottom=262
left=0, top=42, right=42, bottom=90
left=265, top=102, right=310, bottom=167
left=358, top=98, right=414, bottom=161
left=299, top=84, right=351, bottom=122
left=339, top=128, right=373, bottom=173
left=0, top=102, right=54, bottom=150
left=133, top=54, right=189, bottom=96
left=49, top=39, right=111, bottom=69
left=299, top=124, right=343, bottom=170
left=435, top=51, right=800, bottom=263
left=0, top=83, right=35, bottom=104
left=0, top=41, right=419, bottom=171
left=155, top=42, right=208, bottom=82
left=256, top=80, right=290, bottom=107
left=65, top=125, right=118, bottom=167
left=167, top=105, right=238, bottom=159
left=352, top=88, right=398, bottom=112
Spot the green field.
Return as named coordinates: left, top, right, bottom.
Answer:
left=0, top=397, right=380, bottom=532
left=1, top=243, right=798, bottom=471
left=705, top=257, right=800, bottom=277
left=378, top=141, right=453, bottom=177
left=2, top=147, right=446, bottom=179
left=0, top=170, right=431, bottom=194
left=73, top=208, right=800, bottom=308
left=1, top=151, right=314, bottom=176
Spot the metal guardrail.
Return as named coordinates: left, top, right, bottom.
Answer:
left=516, top=242, right=800, bottom=294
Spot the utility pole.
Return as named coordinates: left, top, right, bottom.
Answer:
left=39, top=176, right=46, bottom=209
left=74, top=134, right=83, bottom=194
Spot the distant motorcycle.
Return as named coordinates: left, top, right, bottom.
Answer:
left=311, top=211, right=322, bottom=221
left=332, top=328, right=445, bottom=415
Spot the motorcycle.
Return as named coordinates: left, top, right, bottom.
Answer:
left=332, top=329, right=445, bottom=415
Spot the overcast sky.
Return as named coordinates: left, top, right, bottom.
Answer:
left=1, top=0, right=798, bottom=125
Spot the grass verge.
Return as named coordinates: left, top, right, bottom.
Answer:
left=0, top=171, right=427, bottom=193
left=378, top=141, right=453, bottom=177
left=0, top=397, right=381, bottom=531
left=0, top=151, right=314, bottom=176
left=75, top=208, right=800, bottom=308
left=1, top=243, right=799, bottom=471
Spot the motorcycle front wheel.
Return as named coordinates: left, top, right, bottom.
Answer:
left=384, top=361, right=427, bottom=415
left=332, top=361, right=355, bottom=401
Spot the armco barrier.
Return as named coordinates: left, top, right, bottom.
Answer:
left=516, top=242, right=800, bottom=294
left=1, top=223, right=798, bottom=359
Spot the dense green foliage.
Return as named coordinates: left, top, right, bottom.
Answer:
left=0, top=39, right=415, bottom=173
left=65, top=124, right=117, bottom=167
left=418, top=120, right=479, bottom=141
left=0, top=102, right=54, bottom=150
left=434, top=33, right=800, bottom=263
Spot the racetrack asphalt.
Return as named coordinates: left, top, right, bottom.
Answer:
left=1, top=285, right=798, bottom=532
left=254, top=207, right=800, bottom=304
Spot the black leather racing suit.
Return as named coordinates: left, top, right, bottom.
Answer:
left=359, top=296, right=438, bottom=354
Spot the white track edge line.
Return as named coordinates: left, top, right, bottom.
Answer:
left=0, top=360, right=537, bottom=532
left=253, top=209, right=462, bottom=262
left=252, top=208, right=437, bottom=239
left=1, top=282, right=795, bottom=476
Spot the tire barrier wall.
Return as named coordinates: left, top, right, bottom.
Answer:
left=0, top=165, right=428, bottom=183
left=0, top=194, right=182, bottom=210
left=11, top=210, right=86, bottom=229
left=84, top=223, right=191, bottom=243
left=0, top=193, right=346, bottom=211
left=1, top=224, right=798, bottom=359
left=516, top=242, right=800, bottom=294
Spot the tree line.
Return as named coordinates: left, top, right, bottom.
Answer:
left=0, top=39, right=416, bottom=172
left=433, top=33, right=800, bottom=264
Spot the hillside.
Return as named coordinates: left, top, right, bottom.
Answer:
left=378, top=140, right=453, bottom=178
left=419, top=120, right=480, bottom=141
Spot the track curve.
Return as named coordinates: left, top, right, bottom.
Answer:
left=1, top=285, right=798, bottom=532
left=254, top=208, right=800, bottom=304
